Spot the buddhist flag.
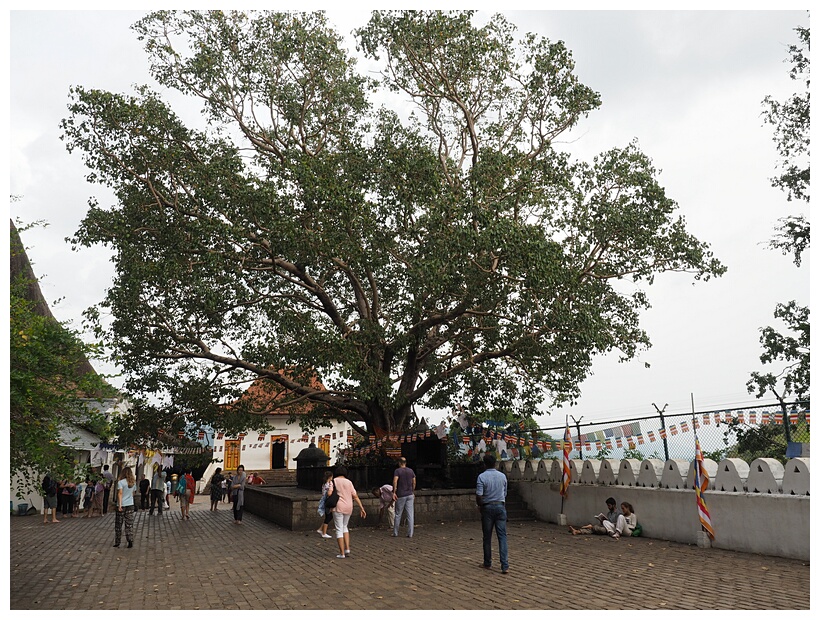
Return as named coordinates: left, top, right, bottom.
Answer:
left=694, top=432, right=715, bottom=540
left=559, top=425, right=571, bottom=498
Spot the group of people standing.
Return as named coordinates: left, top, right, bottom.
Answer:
left=316, top=456, right=418, bottom=560
left=206, top=465, right=250, bottom=524
left=40, top=465, right=117, bottom=524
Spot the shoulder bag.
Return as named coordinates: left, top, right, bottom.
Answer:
left=324, top=481, right=340, bottom=509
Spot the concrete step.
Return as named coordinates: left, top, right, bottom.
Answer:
left=505, top=486, right=537, bottom=521
left=248, top=469, right=297, bottom=486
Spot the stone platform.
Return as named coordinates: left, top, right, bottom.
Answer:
left=244, top=485, right=483, bottom=530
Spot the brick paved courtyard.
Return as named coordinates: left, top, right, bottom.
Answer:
left=9, top=499, right=810, bottom=610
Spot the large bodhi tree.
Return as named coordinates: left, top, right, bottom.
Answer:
left=62, top=11, right=725, bottom=438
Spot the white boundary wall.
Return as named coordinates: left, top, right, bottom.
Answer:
left=510, top=457, right=809, bottom=561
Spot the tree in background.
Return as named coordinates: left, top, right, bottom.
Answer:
left=9, top=218, right=114, bottom=497
left=762, top=24, right=810, bottom=266
left=748, top=24, right=810, bottom=410
left=63, top=11, right=724, bottom=439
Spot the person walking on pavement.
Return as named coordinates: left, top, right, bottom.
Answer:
left=184, top=468, right=196, bottom=518
left=102, top=464, right=114, bottom=514
left=149, top=465, right=166, bottom=515
left=230, top=465, right=247, bottom=524
left=114, top=466, right=136, bottom=548
left=329, top=465, right=366, bottom=559
left=476, top=452, right=509, bottom=574
left=316, top=470, right=334, bottom=538
left=209, top=467, right=224, bottom=511
left=222, top=471, right=233, bottom=504
left=392, top=457, right=416, bottom=538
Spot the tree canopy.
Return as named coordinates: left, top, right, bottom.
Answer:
left=62, top=11, right=725, bottom=438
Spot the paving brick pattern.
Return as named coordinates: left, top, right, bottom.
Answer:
left=10, top=499, right=809, bottom=610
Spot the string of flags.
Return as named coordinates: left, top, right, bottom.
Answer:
left=203, top=405, right=807, bottom=457
left=568, top=409, right=809, bottom=453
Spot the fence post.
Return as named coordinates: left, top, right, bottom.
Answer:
left=652, top=403, right=670, bottom=461
left=572, top=416, right=584, bottom=460
left=779, top=398, right=793, bottom=444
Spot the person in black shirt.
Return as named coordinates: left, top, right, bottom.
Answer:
left=138, top=474, right=151, bottom=510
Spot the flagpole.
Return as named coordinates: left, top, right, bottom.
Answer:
left=692, top=392, right=715, bottom=544
left=560, top=415, right=571, bottom=517
left=560, top=415, right=566, bottom=515
left=691, top=392, right=703, bottom=536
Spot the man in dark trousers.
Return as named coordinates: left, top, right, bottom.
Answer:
left=138, top=474, right=150, bottom=510
left=476, top=453, right=509, bottom=574
left=101, top=464, right=114, bottom=514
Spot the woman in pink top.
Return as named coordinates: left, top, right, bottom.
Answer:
left=330, top=466, right=366, bottom=559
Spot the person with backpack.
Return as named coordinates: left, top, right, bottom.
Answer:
left=41, top=474, right=59, bottom=524
left=176, top=470, right=194, bottom=520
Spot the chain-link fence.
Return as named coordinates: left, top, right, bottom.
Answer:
left=533, top=400, right=809, bottom=464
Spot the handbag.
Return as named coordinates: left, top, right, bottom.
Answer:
left=324, top=481, right=339, bottom=509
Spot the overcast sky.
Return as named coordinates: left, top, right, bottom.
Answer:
left=7, top=7, right=811, bottom=430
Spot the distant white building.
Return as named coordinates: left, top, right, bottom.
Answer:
left=202, top=372, right=351, bottom=484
